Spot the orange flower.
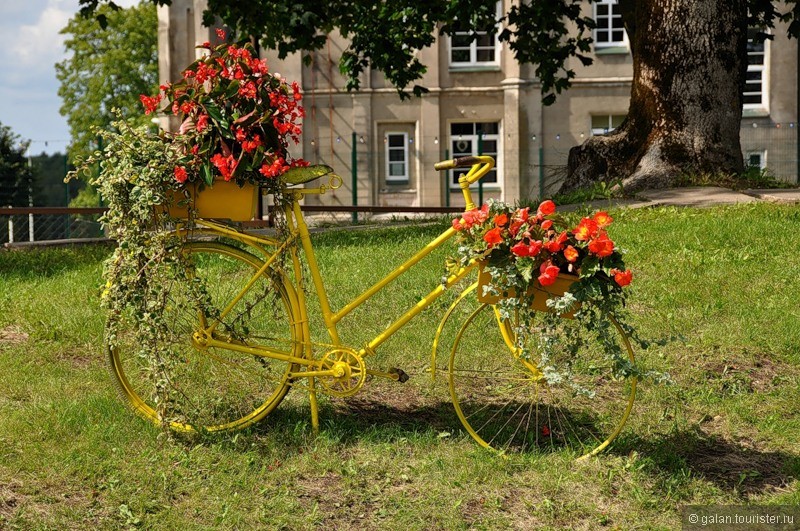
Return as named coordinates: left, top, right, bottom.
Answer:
left=563, top=245, right=579, bottom=263
left=537, top=260, right=560, bottom=286
left=493, top=213, right=509, bottom=227
left=538, top=199, right=556, bottom=216
left=588, top=232, right=615, bottom=257
left=611, top=268, right=633, bottom=287
left=483, top=227, right=503, bottom=247
left=573, top=217, right=599, bottom=241
left=593, top=211, right=613, bottom=228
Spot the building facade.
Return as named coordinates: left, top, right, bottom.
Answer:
left=158, top=1, right=799, bottom=209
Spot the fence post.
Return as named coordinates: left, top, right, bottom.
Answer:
left=477, top=132, right=484, bottom=206
left=444, top=148, right=450, bottom=208
left=8, top=213, right=13, bottom=244
left=351, top=132, right=358, bottom=224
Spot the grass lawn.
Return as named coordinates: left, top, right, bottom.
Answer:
left=1, top=202, right=798, bottom=529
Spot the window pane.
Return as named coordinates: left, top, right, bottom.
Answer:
left=480, top=140, right=497, bottom=153
left=746, top=71, right=762, bottom=82
left=451, top=123, right=474, bottom=135
left=476, top=49, right=495, bottom=62
left=389, top=149, right=405, bottom=162
left=612, top=17, right=624, bottom=29
left=597, top=4, right=608, bottom=16
left=611, top=115, right=625, bottom=128
left=451, top=50, right=470, bottom=63
left=388, top=134, right=404, bottom=147
left=612, top=30, right=625, bottom=42
left=597, top=30, right=609, bottom=42
left=477, top=122, right=499, bottom=134
left=389, top=163, right=405, bottom=177
left=452, top=34, right=473, bottom=47
left=743, top=94, right=762, bottom=104
left=476, top=33, right=493, bottom=47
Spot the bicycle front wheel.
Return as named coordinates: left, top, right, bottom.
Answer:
left=449, top=304, right=636, bottom=458
left=108, top=241, right=303, bottom=433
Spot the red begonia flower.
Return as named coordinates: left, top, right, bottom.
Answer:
left=538, top=199, right=556, bottom=216
left=563, top=245, right=579, bottom=263
left=483, top=227, right=503, bottom=247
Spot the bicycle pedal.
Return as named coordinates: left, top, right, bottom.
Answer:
left=388, top=367, right=410, bottom=383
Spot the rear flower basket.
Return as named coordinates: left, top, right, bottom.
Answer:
left=139, top=29, right=309, bottom=221
left=166, top=180, right=258, bottom=221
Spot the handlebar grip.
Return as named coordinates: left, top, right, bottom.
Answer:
left=434, top=156, right=486, bottom=171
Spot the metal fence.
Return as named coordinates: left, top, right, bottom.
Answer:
left=1, top=208, right=105, bottom=246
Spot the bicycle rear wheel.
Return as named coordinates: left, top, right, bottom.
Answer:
left=108, top=241, right=302, bottom=432
left=448, top=304, right=636, bottom=458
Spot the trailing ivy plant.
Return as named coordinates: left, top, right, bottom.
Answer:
left=69, top=117, right=210, bottom=427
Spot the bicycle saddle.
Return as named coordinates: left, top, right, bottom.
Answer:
left=282, top=164, right=334, bottom=185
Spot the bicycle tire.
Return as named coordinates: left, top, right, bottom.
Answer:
left=108, top=241, right=303, bottom=432
left=448, top=303, right=636, bottom=458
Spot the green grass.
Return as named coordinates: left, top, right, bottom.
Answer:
left=1, top=203, right=799, bottom=529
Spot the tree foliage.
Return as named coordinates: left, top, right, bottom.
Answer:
left=0, top=123, right=35, bottom=207
left=78, top=0, right=800, bottom=104
left=57, top=1, right=158, bottom=165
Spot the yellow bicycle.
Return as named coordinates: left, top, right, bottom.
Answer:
left=108, top=156, right=636, bottom=458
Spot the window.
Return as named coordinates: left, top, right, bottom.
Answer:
left=385, top=133, right=409, bottom=183
left=744, top=28, right=768, bottom=109
left=593, top=0, right=626, bottom=48
left=591, top=115, right=626, bottom=136
left=745, top=151, right=766, bottom=169
left=449, top=122, right=500, bottom=188
left=449, top=2, right=501, bottom=67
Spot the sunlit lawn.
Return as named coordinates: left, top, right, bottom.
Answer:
left=1, top=202, right=798, bottom=529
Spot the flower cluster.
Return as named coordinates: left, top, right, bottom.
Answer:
left=140, top=29, right=307, bottom=189
left=452, top=200, right=632, bottom=291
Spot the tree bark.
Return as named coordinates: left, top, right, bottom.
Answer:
left=562, top=0, right=748, bottom=193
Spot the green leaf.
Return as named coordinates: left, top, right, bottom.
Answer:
left=202, top=164, right=213, bottom=186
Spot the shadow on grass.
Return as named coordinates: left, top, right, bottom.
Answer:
left=615, top=427, right=799, bottom=496
left=0, top=245, right=110, bottom=280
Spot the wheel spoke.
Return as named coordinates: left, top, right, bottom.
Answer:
left=449, top=303, right=636, bottom=457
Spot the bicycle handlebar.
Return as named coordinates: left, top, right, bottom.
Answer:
left=434, top=156, right=486, bottom=171
left=434, top=156, right=495, bottom=211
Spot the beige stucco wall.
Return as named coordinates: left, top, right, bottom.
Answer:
left=158, top=0, right=799, bottom=202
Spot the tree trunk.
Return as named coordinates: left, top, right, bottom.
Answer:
left=562, top=0, right=748, bottom=193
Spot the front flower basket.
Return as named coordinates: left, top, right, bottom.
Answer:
left=476, top=262, right=579, bottom=316
left=167, top=180, right=258, bottom=221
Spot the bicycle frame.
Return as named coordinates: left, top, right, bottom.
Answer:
left=184, top=156, right=495, bottom=426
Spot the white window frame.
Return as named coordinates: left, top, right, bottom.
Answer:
left=448, top=122, right=502, bottom=190
left=743, top=28, right=769, bottom=112
left=593, top=0, right=628, bottom=48
left=449, top=1, right=502, bottom=67
left=745, top=150, right=767, bottom=170
left=591, top=114, right=626, bottom=136
left=385, top=132, right=409, bottom=184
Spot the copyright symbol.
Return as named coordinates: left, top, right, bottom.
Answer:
left=689, top=514, right=698, bottom=524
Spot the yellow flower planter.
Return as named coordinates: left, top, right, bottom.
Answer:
left=476, top=263, right=579, bottom=316
left=167, top=180, right=258, bottom=221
